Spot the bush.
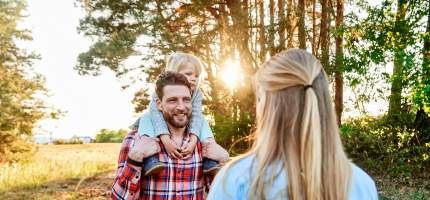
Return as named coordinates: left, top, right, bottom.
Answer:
left=0, top=139, right=37, bottom=163
left=53, top=139, right=83, bottom=145
left=95, top=129, right=127, bottom=143
left=341, top=114, right=430, bottom=177
left=212, top=113, right=254, bottom=156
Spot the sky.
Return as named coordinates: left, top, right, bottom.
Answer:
left=21, top=0, right=139, bottom=139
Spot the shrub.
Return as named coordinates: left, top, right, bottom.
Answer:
left=341, top=114, right=430, bottom=177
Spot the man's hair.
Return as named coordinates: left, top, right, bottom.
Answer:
left=155, top=71, right=192, bottom=100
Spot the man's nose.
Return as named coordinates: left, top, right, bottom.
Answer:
left=176, top=100, right=186, bottom=111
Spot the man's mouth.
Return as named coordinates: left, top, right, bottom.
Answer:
left=173, top=113, right=187, bottom=120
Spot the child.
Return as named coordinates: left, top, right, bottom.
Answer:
left=132, top=52, right=225, bottom=176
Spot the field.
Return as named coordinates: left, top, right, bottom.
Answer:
left=0, top=143, right=121, bottom=200
left=0, top=143, right=428, bottom=200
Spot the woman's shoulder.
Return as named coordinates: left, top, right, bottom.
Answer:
left=217, top=155, right=256, bottom=182
left=349, top=164, right=378, bottom=199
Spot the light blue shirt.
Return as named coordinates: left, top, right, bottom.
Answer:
left=207, top=155, right=378, bottom=200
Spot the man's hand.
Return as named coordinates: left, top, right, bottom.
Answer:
left=128, top=135, right=161, bottom=162
left=202, top=139, right=230, bottom=163
left=180, top=134, right=198, bottom=160
left=160, top=134, right=183, bottom=159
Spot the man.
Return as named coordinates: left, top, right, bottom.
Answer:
left=111, top=71, right=229, bottom=200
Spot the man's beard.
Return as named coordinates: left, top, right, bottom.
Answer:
left=163, top=110, right=191, bottom=128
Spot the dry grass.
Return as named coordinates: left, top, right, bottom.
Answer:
left=0, top=143, right=121, bottom=200
left=1, top=143, right=428, bottom=199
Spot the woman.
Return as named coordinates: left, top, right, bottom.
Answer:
left=207, top=49, right=378, bottom=200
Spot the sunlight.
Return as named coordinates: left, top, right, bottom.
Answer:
left=220, top=59, right=241, bottom=90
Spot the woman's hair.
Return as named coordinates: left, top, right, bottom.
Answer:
left=165, top=52, right=203, bottom=77
left=225, top=49, right=352, bottom=200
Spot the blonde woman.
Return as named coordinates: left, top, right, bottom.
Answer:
left=207, top=49, right=377, bottom=200
left=132, top=52, right=229, bottom=176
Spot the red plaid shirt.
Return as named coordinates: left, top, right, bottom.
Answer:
left=111, top=130, right=212, bottom=200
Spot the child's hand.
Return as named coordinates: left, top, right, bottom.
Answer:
left=181, top=135, right=197, bottom=160
left=160, top=134, right=183, bottom=159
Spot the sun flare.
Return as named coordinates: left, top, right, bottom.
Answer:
left=220, top=59, right=241, bottom=90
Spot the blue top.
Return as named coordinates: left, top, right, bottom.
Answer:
left=132, top=88, right=213, bottom=141
left=207, top=155, right=378, bottom=200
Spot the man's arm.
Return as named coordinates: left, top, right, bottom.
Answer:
left=111, top=131, right=160, bottom=200
left=111, top=131, right=142, bottom=200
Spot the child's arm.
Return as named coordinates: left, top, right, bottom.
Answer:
left=148, top=93, right=170, bottom=136
left=189, top=89, right=214, bottom=140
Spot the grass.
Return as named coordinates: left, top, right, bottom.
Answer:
left=0, top=143, right=121, bottom=200
left=0, top=143, right=428, bottom=199
left=376, top=175, right=430, bottom=200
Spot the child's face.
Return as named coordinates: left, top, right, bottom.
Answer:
left=178, top=62, right=198, bottom=91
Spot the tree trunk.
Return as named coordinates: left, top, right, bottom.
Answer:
left=298, top=0, right=306, bottom=49
left=269, top=0, right=276, bottom=55
left=388, top=0, right=407, bottom=118
left=320, top=0, right=330, bottom=70
left=312, top=0, right=317, bottom=55
left=414, top=2, right=430, bottom=131
left=259, top=0, right=266, bottom=62
left=226, top=0, right=256, bottom=115
left=286, top=0, right=294, bottom=48
left=334, top=0, right=344, bottom=125
left=278, top=0, right=286, bottom=50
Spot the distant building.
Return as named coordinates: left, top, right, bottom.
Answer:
left=34, top=135, right=53, bottom=144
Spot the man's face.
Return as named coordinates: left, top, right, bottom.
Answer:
left=156, top=85, right=192, bottom=128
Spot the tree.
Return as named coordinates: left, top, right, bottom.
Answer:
left=95, top=129, right=127, bottom=143
left=298, top=0, right=306, bottom=49
left=334, top=0, right=344, bottom=125
left=414, top=2, right=430, bottom=133
left=388, top=0, right=408, bottom=119
left=320, top=0, right=330, bottom=70
left=0, top=0, right=50, bottom=162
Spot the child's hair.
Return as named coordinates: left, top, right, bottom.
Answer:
left=165, top=52, right=203, bottom=77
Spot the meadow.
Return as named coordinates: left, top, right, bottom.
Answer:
left=0, top=143, right=121, bottom=200
left=0, top=143, right=428, bottom=200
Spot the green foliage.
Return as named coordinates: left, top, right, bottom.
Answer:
left=52, top=139, right=84, bottom=145
left=212, top=113, right=254, bottom=156
left=75, top=0, right=257, bottom=146
left=0, top=0, right=50, bottom=163
left=95, top=129, right=127, bottom=143
left=341, top=114, right=430, bottom=177
left=344, top=0, right=430, bottom=119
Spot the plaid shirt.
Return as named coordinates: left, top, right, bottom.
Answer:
left=111, top=130, right=212, bottom=200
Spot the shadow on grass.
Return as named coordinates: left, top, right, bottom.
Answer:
left=0, top=169, right=116, bottom=200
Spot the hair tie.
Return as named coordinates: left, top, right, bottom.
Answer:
left=304, top=85, right=313, bottom=90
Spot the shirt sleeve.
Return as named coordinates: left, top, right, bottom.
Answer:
left=206, top=167, right=245, bottom=200
left=149, top=93, right=169, bottom=137
left=111, top=130, right=143, bottom=200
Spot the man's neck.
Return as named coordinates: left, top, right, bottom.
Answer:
left=167, top=124, right=187, bottom=138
